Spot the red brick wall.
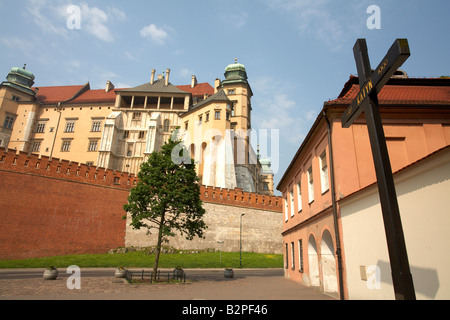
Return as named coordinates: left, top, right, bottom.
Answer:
left=200, top=186, right=282, bottom=212
left=0, top=149, right=282, bottom=260
left=0, top=149, right=136, bottom=260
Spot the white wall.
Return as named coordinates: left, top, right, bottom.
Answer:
left=340, top=147, right=450, bottom=300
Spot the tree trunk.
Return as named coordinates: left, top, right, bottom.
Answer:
left=152, top=214, right=165, bottom=281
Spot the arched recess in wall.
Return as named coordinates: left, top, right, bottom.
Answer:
left=308, top=234, right=320, bottom=287
left=321, top=229, right=338, bottom=293
left=198, top=142, right=207, bottom=185
left=190, top=143, right=195, bottom=160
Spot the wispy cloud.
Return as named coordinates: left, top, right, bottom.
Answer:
left=27, top=0, right=68, bottom=37
left=140, top=24, right=171, bottom=45
left=252, top=76, right=311, bottom=145
left=266, top=0, right=363, bottom=51
left=124, top=51, right=140, bottom=62
left=227, top=12, right=249, bottom=29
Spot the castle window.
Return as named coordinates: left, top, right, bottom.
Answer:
left=215, top=111, right=221, bottom=120
left=297, top=181, right=302, bottom=212
left=61, top=140, right=71, bottom=152
left=123, top=131, right=129, bottom=139
left=139, top=131, right=146, bottom=139
left=185, top=121, right=189, bottom=130
left=88, top=140, right=98, bottom=152
left=205, top=112, right=210, bottom=122
left=65, top=122, right=75, bottom=133
left=3, top=115, right=15, bottom=130
left=198, top=116, right=202, bottom=125
left=298, top=239, right=304, bottom=272
left=228, top=89, right=235, bottom=95
left=163, top=119, right=170, bottom=132
left=133, top=112, right=142, bottom=120
left=291, top=242, right=295, bottom=270
left=307, top=166, right=314, bottom=203
left=31, top=141, right=41, bottom=152
left=91, top=121, right=102, bottom=132
left=290, top=190, right=295, bottom=217
left=231, top=104, right=236, bottom=116
left=320, top=151, right=329, bottom=193
left=285, top=243, right=289, bottom=269
left=36, top=122, right=46, bottom=133
left=127, top=143, right=134, bottom=157
left=284, top=196, right=289, bottom=222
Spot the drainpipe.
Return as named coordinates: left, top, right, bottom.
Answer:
left=323, top=110, right=345, bottom=300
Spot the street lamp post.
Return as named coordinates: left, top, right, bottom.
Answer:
left=217, top=241, right=224, bottom=265
left=240, top=214, right=245, bottom=268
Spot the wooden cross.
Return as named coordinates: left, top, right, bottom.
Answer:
left=341, top=39, right=416, bottom=300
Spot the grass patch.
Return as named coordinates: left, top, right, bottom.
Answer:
left=0, top=251, right=283, bottom=269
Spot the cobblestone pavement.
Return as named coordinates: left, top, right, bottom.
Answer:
left=0, top=269, right=337, bottom=300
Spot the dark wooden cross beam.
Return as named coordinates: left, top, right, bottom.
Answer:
left=341, top=39, right=416, bottom=300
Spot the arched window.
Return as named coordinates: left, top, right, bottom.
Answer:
left=163, top=119, right=170, bottom=132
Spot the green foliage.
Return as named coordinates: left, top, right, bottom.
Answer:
left=123, top=136, right=206, bottom=241
left=123, top=136, right=207, bottom=275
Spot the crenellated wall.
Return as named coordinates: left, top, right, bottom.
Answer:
left=0, top=148, right=283, bottom=259
left=200, top=185, right=282, bottom=212
left=0, top=148, right=138, bottom=190
left=0, top=148, right=135, bottom=260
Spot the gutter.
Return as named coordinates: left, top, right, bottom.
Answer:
left=323, top=110, right=345, bottom=300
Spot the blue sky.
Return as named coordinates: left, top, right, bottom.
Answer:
left=1, top=0, right=449, bottom=194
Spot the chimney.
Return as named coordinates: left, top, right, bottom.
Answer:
left=150, top=69, right=156, bottom=84
left=105, top=80, right=115, bottom=92
left=165, top=68, right=170, bottom=86
left=191, top=75, right=197, bottom=88
left=214, top=78, right=221, bottom=93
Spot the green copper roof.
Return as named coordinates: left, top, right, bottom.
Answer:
left=10, top=66, right=35, bottom=81
left=225, top=59, right=246, bottom=72
left=223, top=59, right=248, bottom=85
left=1, top=65, right=36, bottom=96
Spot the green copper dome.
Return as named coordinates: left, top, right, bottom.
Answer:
left=2, top=64, right=36, bottom=96
left=225, top=59, right=246, bottom=72
left=9, top=66, right=35, bottom=81
left=223, top=59, right=248, bottom=84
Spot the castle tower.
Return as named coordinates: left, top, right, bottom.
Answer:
left=220, top=59, right=258, bottom=192
left=0, top=65, right=39, bottom=151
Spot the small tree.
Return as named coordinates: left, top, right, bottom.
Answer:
left=123, top=137, right=207, bottom=279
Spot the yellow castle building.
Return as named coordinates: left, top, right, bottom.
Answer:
left=0, top=61, right=274, bottom=194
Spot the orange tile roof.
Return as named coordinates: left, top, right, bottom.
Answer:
left=34, top=82, right=215, bottom=105
left=70, top=89, right=117, bottom=104
left=176, top=82, right=214, bottom=97
left=35, top=85, right=86, bottom=105
left=327, top=76, right=450, bottom=106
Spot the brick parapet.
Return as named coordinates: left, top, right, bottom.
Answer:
left=0, top=148, right=282, bottom=212
left=0, top=148, right=138, bottom=190
left=200, top=185, right=282, bottom=212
